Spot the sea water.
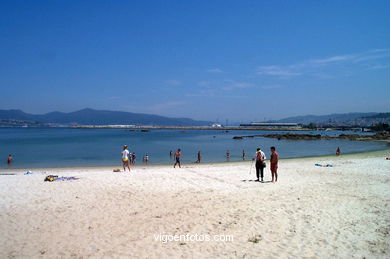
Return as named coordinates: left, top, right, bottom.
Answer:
left=0, top=127, right=388, bottom=168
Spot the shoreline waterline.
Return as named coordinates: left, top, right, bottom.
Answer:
left=2, top=147, right=389, bottom=172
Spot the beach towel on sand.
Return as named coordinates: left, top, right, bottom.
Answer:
left=56, top=176, right=79, bottom=181
left=44, top=175, right=79, bottom=182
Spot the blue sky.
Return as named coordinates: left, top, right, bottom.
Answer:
left=0, top=0, right=389, bottom=122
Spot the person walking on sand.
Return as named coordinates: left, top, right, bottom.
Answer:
left=336, top=147, right=341, bottom=156
left=121, top=145, right=131, bottom=171
left=255, top=148, right=266, bottom=182
left=270, top=146, right=279, bottom=182
left=196, top=151, right=202, bottom=163
left=174, top=149, right=181, bottom=168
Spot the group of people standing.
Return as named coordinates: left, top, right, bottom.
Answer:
left=254, top=146, right=279, bottom=182
left=168, top=146, right=279, bottom=183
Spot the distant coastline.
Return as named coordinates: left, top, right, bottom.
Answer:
left=232, top=132, right=390, bottom=142
left=71, top=125, right=308, bottom=131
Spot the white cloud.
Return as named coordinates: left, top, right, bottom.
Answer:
left=312, top=49, right=390, bottom=64
left=367, top=64, right=390, bottom=70
left=261, top=85, right=282, bottom=90
left=222, top=80, right=253, bottom=90
left=164, top=80, right=181, bottom=85
left=198, top=81, right=210, bottom=87
left=207, top=68, right=223, bottom=73
left=312, top=55, right=355, bottom=64
left=256, top=49, right=390, bottom=78
left=256, top=65, right=301, bottom=76
left=353, top=51, right=390, bottom=62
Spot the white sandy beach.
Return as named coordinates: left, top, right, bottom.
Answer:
left=1, top=150, right=390, bottom=258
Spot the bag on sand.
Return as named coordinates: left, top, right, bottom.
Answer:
left=44, top=175, right=58, bottom=182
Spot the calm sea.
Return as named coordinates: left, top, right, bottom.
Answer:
left=0, top=127, right=388, bottom=169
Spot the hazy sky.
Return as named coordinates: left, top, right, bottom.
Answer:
left=1, top=0, right=389, bottom=122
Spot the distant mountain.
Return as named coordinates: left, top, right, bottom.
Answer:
left=275, top=113, right=377, bottom=124
left=362, top=113, right=390, bottom=119
left=273, top=112, right=390, bottom=126
left=0, top=109, right=35, bottom=121
left=0, top=108, right=212, bottom=126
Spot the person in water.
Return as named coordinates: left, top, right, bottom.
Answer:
left=255, top=148, right=266, bottom=182
left=270, top=146, right=279, bottom=182
left=242, top=150, right=246, bottom=160
left=121, top=145, right=131, bottom=171
left=7, top=154, right=12, bottom=166
left=226, top=150, right=230, bottom=161
left=336, top=147, right=341, bottom=156
left=174, top=149, right=181, bottom=168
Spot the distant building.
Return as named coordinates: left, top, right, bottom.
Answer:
left=211, top=123, right=222, bottom=128
left=240, top=122, right=300, bottom=128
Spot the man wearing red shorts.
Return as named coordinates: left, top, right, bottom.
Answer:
left=270, top=146, right=279, bottom=182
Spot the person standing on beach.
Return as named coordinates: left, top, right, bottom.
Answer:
left=143, top=154, right=149, bottom=164
left=174, top=149, right=181, bottom=168
left=129, top=152, right=133, bottom=164
left=132, top=152, right=136, bottom=164
left=196, top=151, right=202, bottom=163
left=270, top=146, right=279, bottom=182
left=121, top=145, right=131, bottom=171
left=255, top=148, right=266, bottom=182
left=7, top=154, right=12, bottom=166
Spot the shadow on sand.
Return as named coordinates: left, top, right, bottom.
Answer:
left=241, top=180, right=273, bottom=183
